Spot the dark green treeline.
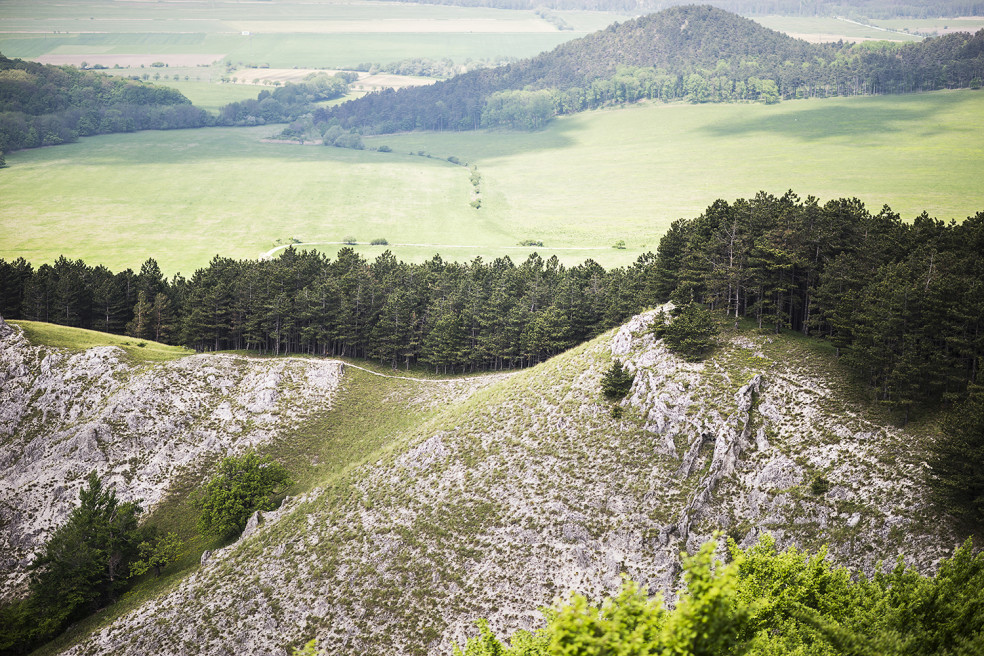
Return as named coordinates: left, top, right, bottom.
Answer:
left=0, top=249, right=655, bottom=372
left=656, top=191, right=984, bottom=418
left=1, top=191, right=982, bottom=414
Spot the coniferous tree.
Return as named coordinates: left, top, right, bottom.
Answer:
left=28, top=472, right=142, bottom=640
left=930, top=385, right=984, bottom=530
left=601, top=359, right=635, bottom=401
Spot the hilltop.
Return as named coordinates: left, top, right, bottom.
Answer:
left=0, top=310, right=959, bottom=655
left=324, top=4, right=984, bottom=132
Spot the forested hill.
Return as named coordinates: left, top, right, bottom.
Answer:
left=0, top=54, right=212, bottom=153
left=379, top=0, right=984, bottom=19
left=325, top=5, right=984, bottom=132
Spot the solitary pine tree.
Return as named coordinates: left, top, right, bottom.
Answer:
left=601, top=359, right=634, bottom=401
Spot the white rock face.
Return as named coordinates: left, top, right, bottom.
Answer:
left=0, top=321, right=341, bottom=599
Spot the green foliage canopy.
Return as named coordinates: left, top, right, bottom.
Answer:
left=930, top=384, right=984, bottom=531
left=195, top=452, right=293, bottom=539
left=0, top=472, right=145, bottom=653
left=453, top=534, right=984, bottom=656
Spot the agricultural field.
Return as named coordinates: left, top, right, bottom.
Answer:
left=751, top=15, right=922, bottom=42
left=2, top=90, right=982, bottom=276
left=869, top=16, right=984, bottom=36
left=0, top=0, right=624, bottom=69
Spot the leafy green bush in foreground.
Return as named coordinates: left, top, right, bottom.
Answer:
left=195, top=451, right=292, bottom=539
left=454, top=534, right=984, bottom=656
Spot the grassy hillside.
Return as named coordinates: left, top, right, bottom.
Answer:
left=2, top=90, right=983, bottom=275
left=10, top=320, right=193, bottom=362
left=29, top=309, right=956, bottom=656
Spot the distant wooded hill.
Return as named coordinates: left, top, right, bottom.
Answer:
left=379, top=0, right=984, bottom=19
left=0, top=55, right=351, bottom=154
left=0, top=54, right=212, bottom=154
left=323, top=5, right=984, bottom=133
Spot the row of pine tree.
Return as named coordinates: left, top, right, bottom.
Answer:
left=1, top=191, right=981, bottom=414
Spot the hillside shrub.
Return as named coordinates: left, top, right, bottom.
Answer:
left=652, top=304, right=719, bottom=361
left=195, top=452, right=292, bottom=540
left=600, top=359, right=634, bottom=401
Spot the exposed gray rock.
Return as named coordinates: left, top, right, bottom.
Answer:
left=0, top=325, right=342, bottom=600
left=5, top=308, right=956, bottom=656
left=242, top=511, right=263, bottom=540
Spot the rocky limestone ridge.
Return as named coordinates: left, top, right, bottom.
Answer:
left=0, top=320, right=343, bottom=600
left=51, top=308, right=958, bottom=656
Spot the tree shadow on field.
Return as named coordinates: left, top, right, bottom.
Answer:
left=699, top=93, right=971, bottom=142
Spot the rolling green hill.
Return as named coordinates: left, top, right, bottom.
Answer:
left=0, top=308, right=959, bottom=655
left=324, top=5, right=984, bottom=133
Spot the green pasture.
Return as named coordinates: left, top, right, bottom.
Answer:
left=2, top=90, right=983, bottom=275
left=9, top=321, right=194, bottom=362
left=0, top=0, right=616, bottom=69
left=752, top=15, right=922, bottom=41
left=153, top=80, right=270, bottom=112
left=870, top=17, right=984, bottom=34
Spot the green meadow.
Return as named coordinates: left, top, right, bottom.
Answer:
left=0, top=0, right=620, bottom=68
left=2, top=90, right=982, bottom=276
left=9, top=321, right=194, bottom=362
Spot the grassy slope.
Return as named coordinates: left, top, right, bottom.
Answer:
left=28, top=354, right=482, bottom=656
left=30, top=313, right=955, bottom=656
left=3, top=90, right=983, bottom=275
left=9, top=320, right=193, bottom=362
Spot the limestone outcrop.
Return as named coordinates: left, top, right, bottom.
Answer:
left=0, top=322, right=342, bottom=600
